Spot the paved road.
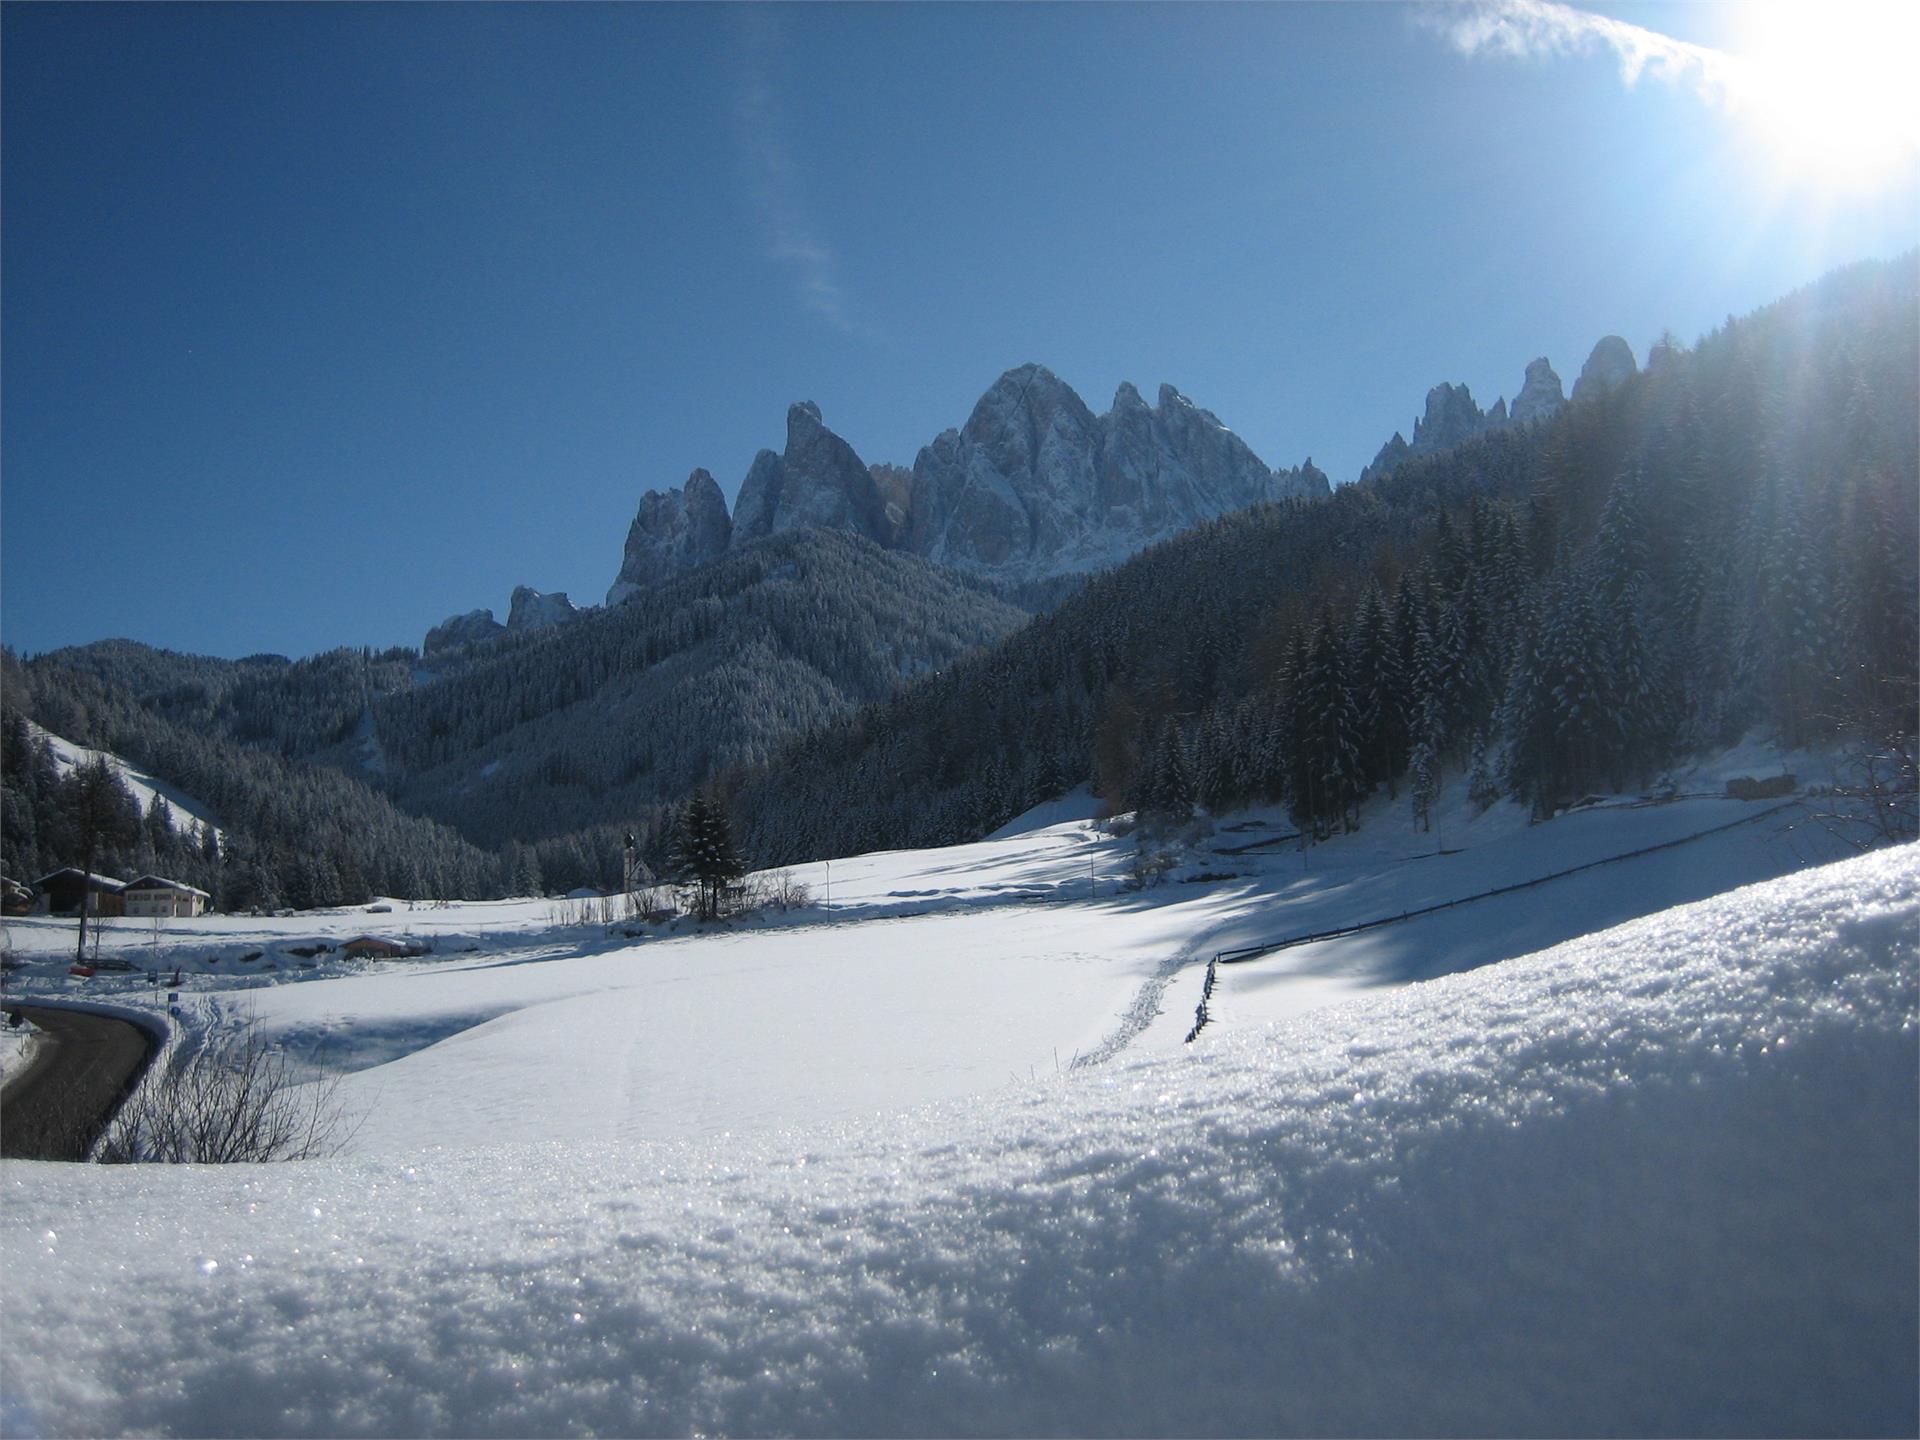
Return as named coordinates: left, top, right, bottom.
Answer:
left=1, top=1006, right=154, bottom=1161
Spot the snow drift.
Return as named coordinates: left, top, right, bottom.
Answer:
left=3, top=845, right=1915, bottom=1437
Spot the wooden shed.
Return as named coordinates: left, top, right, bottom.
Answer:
left=32, top=869, right=127, bottom=918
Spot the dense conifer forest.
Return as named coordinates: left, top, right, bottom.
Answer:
left=726, top=257, right=1918, bottom=865
left=3, top=256, right=1913, bottom=904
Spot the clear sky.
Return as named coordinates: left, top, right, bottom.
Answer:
left=4, top=1, right=1915, bottom=660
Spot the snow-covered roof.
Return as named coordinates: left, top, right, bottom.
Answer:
left=31, top=869, right=127, bottom=891
left=122, top=875, right=212, bottom=899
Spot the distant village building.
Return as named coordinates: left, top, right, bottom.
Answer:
left=122, top=875, right=212, bottom=918
left=1, top=876, right=34, bottom=916
left=33, top=869, right=127, bottom=918
left=342, top=935, right=422, bottom=960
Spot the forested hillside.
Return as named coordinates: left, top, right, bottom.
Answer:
left=0, top=654, right=503, bottom=908
left=728, top=256, right=1918, bottom=865
left=27, top=639, right=418, bottom=763
left=365, top=528, right=1032, bottom=847
left=4, top=528, right=1033, bottom=900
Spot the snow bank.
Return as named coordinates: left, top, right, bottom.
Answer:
left=0, top=1012, right=42, bottom=1087
left=3, top=846, right=1914, bottom=1437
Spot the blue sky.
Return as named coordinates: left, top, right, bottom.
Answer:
left=4, top=2, right=1915, bottom=660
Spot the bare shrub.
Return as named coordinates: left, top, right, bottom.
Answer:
left=1126, top=845, right=1179, bottom=890
left=99, top=1020, right=354, bottom=1164
left=748, top=869, right=814, bottom=913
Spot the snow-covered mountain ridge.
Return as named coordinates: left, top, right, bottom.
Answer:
left=602, top=364, right=1331, bottom=608
left=1360, top=333, right=1646, bottom=480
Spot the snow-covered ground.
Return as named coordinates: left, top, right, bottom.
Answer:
left=3, top=838, right=1913, bottom=1436
left=1, top=746, right=1861, bottom=1154
left=2, top=743, right=1911, bottom=1434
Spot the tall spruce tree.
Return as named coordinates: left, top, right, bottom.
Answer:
left=676, top=790, right=744, bottom=921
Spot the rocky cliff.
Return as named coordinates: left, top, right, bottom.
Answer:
left=605, top=469, right=732, bottom=607
left=607, top=364, right=1327, bottom=600
left=1570, top=335, right=1638, bottom=405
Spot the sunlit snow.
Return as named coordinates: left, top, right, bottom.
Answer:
left=1, top=758, right=1912, bottom=1436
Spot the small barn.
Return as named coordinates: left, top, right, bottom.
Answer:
left=122, top=875, right=212, bottom=918
left=342, top=935, right=420, bottom=960
left=33, top=870, right=127, bottom=917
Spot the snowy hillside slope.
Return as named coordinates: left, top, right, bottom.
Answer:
left=3, top=846, right=1913, bottom=1436
left=28, top=719, right=223, bottom=840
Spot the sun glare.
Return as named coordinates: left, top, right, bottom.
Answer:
left=1727, top=0, right=1920, bottom=189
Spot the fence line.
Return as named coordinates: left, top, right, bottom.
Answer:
left=1183, top=955, right=1219, bottom=1044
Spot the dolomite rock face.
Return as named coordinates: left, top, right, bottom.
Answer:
left=1363, top=351, right=1573, bottom=481
left=907, top=364, right=1104, bottom=572
left=1412, top=382, right=1488, bottom=454
left=1510, top=357, right=1565, bottom=424
left=732, top=402, right=889, bottom=547
left=424, top=608, right=505, bottom=655
left=1571, top=335, right=1637, bottom=405
left=507, top=587, right=579, bottom=632
left=908, top=365, right=1308, bottom=579
left=606, top=469, right=733, bottom=606
left=606, top=365, right=1332, bottom=602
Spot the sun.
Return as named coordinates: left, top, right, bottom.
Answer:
left=1724, top=0, right=1920, bottom=189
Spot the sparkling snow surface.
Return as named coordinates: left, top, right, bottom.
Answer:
left=3, top=845, right=1914, bottom=1437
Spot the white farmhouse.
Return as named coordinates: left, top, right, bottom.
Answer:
left=121, top=875, right=211, bottom=918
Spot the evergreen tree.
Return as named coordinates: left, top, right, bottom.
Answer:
left=1289, top=609, right=1363, bottom=838
left=1139, top=722, right=1195, bottom=825
left=1346, top=584, right=1408, bottom=796
left=676, top=790, right=744, bottom=921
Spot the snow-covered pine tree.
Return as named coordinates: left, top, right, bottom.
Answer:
left=1289, top=608, right=1363, bottom=838
left=676, top=790, right=744, bottom=921
left=1347, top=583, right=1407, bottom=797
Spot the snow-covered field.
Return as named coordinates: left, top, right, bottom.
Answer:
left=0, top=747, right=1861, bottom=1149
left=3, top=751, right=1913, bottom=1435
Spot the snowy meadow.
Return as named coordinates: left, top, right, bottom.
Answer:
left=2, top=767, right=1914, bottom=1436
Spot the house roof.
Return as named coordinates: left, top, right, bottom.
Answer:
left=123, top=875, right=212, bottom=899
left=32, top=869, right=127, bottom=891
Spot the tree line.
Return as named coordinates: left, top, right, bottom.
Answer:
left=722, top=255, right=1917, bottom=864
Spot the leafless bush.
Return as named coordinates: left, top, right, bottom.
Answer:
left=1803, top=729, right=1918, bottom=853
left=747, top=869, right=814, bottom=912
left=549, top=886, right=680, bottom=929
left=99, top=1020, right=354, bottom=1164
left=1126, top=845, right=1179, bottom=890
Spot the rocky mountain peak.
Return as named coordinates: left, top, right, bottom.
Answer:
left=1571, top=336, right=1637, bottom=404
left=423, top=608, right=505, bottom=655
left=598, top=362, right=1329, bottom=606
left=1412, top=383, right=1487, bottom=453
left=508, top=587, right=579, bottom=632
left=607, top=469, right=734, bottom=606
left=1364, top=349, right=1576, bottom=481
left=1510, top=357, right=1566, bottom=424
